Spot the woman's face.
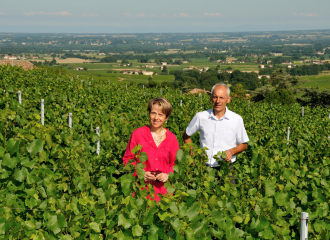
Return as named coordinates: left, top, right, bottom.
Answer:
left=149, top=104, right=168, bottom=129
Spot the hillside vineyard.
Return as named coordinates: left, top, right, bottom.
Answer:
left=0, top=65, right=330, bottom=239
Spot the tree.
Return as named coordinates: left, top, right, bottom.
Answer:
left=232, top=84, right=246, bottom=98
left=83, top=67, right=88, bottom=71
left=269, top=69, right=302, bottom=93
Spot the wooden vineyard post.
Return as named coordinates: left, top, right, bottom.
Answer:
left=18, top=91, right=21, bottom=104
left=300, top=212, right=308, bottom=240
left=287, top=127, right=290, bottom=145
left=68, top=113, right=72, bottom=129
left=302, top=106, right=304, bottom=117
left=41, top=99, right=44, bottom=126
left=180, top=99, right=182, bottom=107
left=96, top=127, right=100, bottom=155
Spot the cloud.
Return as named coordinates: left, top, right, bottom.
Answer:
left=148, top=14, right=155, bottom=17
left=179, top=13, right=190, bottom=18
left=24, top=11, right=73, bottom=17
left=123, top=13, right=134, bottom=18
left=81, top=13, right=99, bottom=17
left=0, top=12, right=8, bottom=16
left=293, top=13, right=318, bottom=17
left=136, top=13, right=146, bottom=18
left=204, top=12, right=222, bottom=17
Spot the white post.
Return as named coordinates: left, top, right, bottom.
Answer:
left=302, top=106, right=304, bottom=117
left=160, top=88, right=162, bottom=95
left=11, top=61, right=13, bottom=67
left=18, top=91, right=21, bottom=104
left=41, top=99, right=44, bottom=126
left=144, top=92, right=146, bottom=96
left=180, top=90, right=182, bottom=95
left=126, top=84, right=127, bottom=90
left=92, top=77, right=93, bottom=81
left=255, top=120, right=256, bottom=124
left=287, top=127, right=290, bottom=144
left=81, top=80, right=84, bottom=84
left=68, top=113, right=72, bottom=128
left=143, top=85, right=144, bottom=89
left=71, top=77, right=73, bottom=81
left=109, top=80, right=110, bottom=84
left=46, top=70, right=47, bottom=74
left=96, top=127, right=100, bottom=156
left=89, top=82, right=91, bottom=86
left=77, top=75, right=79, bottom=80
left=248, top=100, right=250, bottom=108
left=180, top=99, right=182, bottom=107
left=271, top=102, right=273, bottom=106
left=300, top=212, right=308, bottom=240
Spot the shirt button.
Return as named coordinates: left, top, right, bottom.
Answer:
left=156, top=159, right=157, bottom=160
left=156, top=168, right=158, bottom=170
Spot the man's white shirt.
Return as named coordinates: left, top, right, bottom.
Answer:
left=185, top=107, right=249, bottom=166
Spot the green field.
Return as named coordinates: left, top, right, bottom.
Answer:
left=300, top=72, right=330, bottom=90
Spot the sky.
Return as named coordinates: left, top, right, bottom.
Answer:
left=0, top=0, right=329, bottom=33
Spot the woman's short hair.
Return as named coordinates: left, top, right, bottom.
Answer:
left=147, top=97, right=172, bottom=118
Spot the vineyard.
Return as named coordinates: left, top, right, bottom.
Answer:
left=0, top=64, right=330, bottom=240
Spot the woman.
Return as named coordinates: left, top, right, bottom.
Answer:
left=123, top=97, right=179, bottom=202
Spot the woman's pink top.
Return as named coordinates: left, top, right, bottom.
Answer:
left=123, top=125, right=180, bottom=202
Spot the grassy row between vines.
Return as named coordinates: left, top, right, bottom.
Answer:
left=0, top=65, right=329, bottom=239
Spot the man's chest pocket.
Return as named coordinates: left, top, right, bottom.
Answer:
left=222, top=130, right=235, bottom=142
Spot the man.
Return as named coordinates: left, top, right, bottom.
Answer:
left=183, top=83, right=249, bottom=183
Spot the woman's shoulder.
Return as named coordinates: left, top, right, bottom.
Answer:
left=165, top=129, right=178, bottom=140
left=132, top=125, right=149, bottom=135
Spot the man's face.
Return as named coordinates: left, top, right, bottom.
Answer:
left=211, top=86, right=231, bottom=113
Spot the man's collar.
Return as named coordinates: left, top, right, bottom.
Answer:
left=209, top=107, right=230, bottom=120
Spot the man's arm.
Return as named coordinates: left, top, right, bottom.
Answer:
left=224, top=143, right=247, bottom=162
left=183, top=130, right=192, bottom=144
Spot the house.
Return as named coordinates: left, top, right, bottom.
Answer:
left=282, top=62, right=292, bottom=65
left=182, top=61, right=189, bottom=64
left=259, top=65, right=265, bottom=69
left=145, top=65, right=153, bottom=68
left=160, top=66, right=163, bottom=70
left=189, top=66, right=196, bottom=69
left=226, top=70, right=233, bottom=74
left=287, top=65, right=292, bottom=68
left=273, top=53, right=283, bottom=56
left=267, top=60, right=272, bottom=64
left=122, top=70, right=129, bottom=74
left=141, top=70, right=153, bottom=76
left=189, top=88, right=211, bottom=95
left=204, top=67, right=209, bottom=71
left=268, top=65, right=273, bottom=68
left=74, top=67, right=84, bottom=71
left=161, top=62, right=167, bottom=66
left=258, top=75, right=270, bottom=79
left=99, top=53, right=106, bottom=55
